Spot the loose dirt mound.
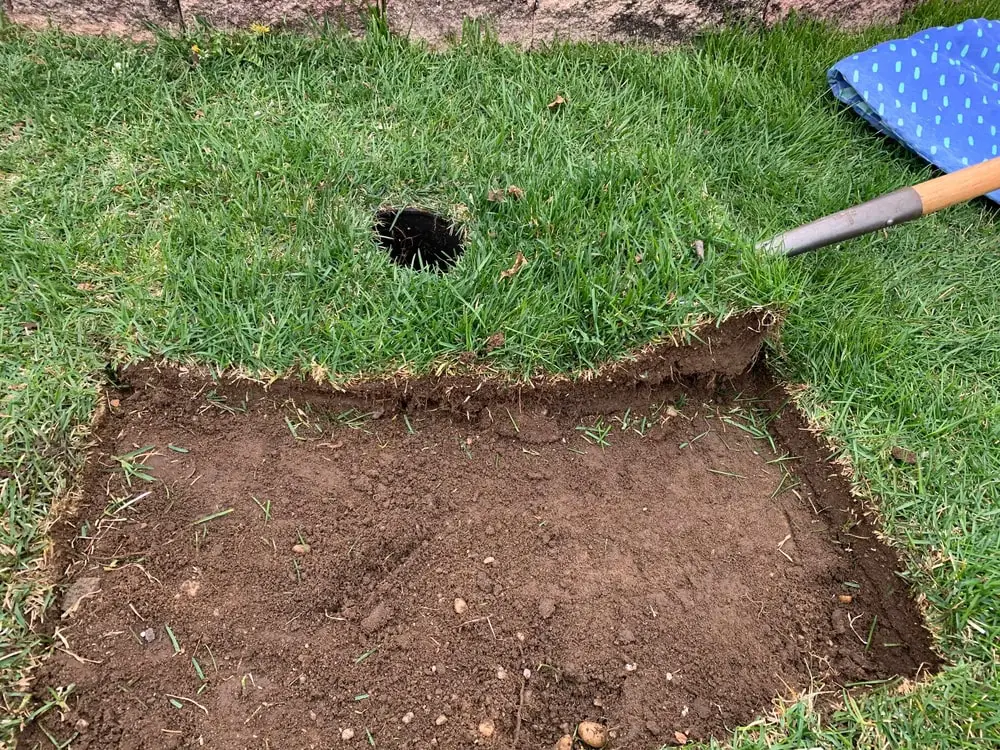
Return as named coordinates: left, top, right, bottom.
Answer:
left=23, top=316, right=937, bottom=749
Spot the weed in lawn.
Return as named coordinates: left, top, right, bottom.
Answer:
left=109, top=446, right=157, bottom=487
left=335, top=409, right=376, bottom=431
left=402, top=413, right=416, bottom=434
left=190, top=508, right=234, bottom=526
left=576, top=418, right=612, bottom=447
left=253, top=496, right=273, bottom=524
left=203, top=390, right=246, bottom=415
left=164, top=625, right=181, bottom=655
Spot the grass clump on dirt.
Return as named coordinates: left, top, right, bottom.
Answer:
left=2, top=0, right=1000, bottom=747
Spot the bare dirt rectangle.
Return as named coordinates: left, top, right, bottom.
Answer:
left=24, top=318, right=938, bottom=749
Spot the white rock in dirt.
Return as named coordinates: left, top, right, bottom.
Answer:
left=139, top=627, right=156, bottom=643
left=292, top=543, right=311, bottom=555
left=401, top=711, right=414, bottom=724
left=554, top=735, right=573, bottom=750
left=483, top=556, right=496, bottom=565
left=179, top=579, right=201, bottom=598
left=478, top=718, right=495, bottom=737
left=341, top=728, right=355, bottom=741
left=496, top=667, right=508, bottom=680
left=453, top=597, right=468, bottom=615
left=435, top=714, right=448, bottom=726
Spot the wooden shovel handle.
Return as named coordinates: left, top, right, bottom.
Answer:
left=913, top=155, right=1000, bottom=214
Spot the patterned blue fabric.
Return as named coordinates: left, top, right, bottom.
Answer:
left=828, top=18, right=1000, bottom=203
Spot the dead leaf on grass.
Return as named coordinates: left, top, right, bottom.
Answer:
left=547, top=94, right=566, bottom=111
left=2, top=121, right=25, bottom=144
left=485, top=331, right=505, bottom=352
left=506, top=185, right=525, bottom=200
left=193, top=109, right=205, bottom=120
left=76, top=282, right=96, bottom=291
left=487, top=189, right=506, bottom=203
left=499, top=252, right=528, bottom=280
left=891, top=446, right=917, bottom=464
left=693, top=239, right=705, bottom=261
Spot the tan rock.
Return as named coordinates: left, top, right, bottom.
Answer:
left=578, top=720, right=609, bottom=748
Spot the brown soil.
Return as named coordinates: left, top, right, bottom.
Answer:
left=22, top=314, right=938, bottom=750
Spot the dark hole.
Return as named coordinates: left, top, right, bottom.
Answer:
left=374, top=207, right=465, bottom=272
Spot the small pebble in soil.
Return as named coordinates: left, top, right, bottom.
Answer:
left=674, top=730, right=689, bottom=745
left=74, top=719, right=89, bottom=732
left=538, top=599, right=556, bottom=618
left=624, top=662, right=637, bottom=672
left=837, top=594, right=853, bottom=603
left=478, top=719, right=495, bottom=737
left=402, top=712, right=414, bottom=724
left=435, top=714, right=448, bottom=726
left=454, top=597, right=468, bottom=615
left=139, top=628, right=156, bottom=643
left=496, top=667, right=508, bottom=680
left=555, top=735, right=573, bottom=750
left=483, top=556, right=495, bottom=565
left=577, top=721, right=609, bottom=748
left=523, top=668, right=531, bottom=679
left=292, top=543, right=311, bottom=555
left=340, top=728, right=355, bottom=741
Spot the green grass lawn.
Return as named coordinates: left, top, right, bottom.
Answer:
left=3, top=1, right=1000, bottom=746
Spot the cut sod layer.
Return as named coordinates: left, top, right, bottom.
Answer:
left=24, top=315, right=937, bottom=749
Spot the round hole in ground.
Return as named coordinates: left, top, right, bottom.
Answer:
left=374, top=207, right=465, bottom=272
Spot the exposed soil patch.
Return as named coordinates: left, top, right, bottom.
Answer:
left=374, top=207, right=466, bottom=272
left=23, top=314, right=938, bottom=749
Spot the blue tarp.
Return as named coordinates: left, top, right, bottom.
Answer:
left=828, top=17, right=1000, bottom=203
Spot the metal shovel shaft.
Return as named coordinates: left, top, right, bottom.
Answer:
left=758, top=155, right=1000, bottom=256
